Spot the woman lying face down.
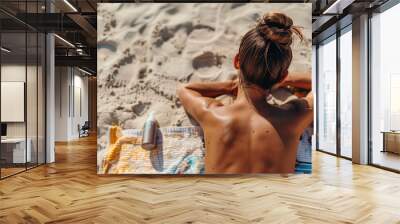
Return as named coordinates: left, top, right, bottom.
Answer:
left=177, top=12, right=313, bottom=174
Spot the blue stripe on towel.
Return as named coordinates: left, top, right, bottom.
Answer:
left=295, top=128, right=313, bottom=173
left=295, top=161, right=312, bottom=174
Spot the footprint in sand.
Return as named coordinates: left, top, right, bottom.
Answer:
left=192, top=51, right=225, bottom=69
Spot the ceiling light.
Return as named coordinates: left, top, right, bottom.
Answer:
left=1, top=47, right=11, bottom=53
left=323, top=0, right=354, bottom=15
left=78, top=67, right=93, bottom=76
left=76, top=48, right=86, bottom=55
left=63, top=0, right=78, bottom=12
left=54, top=34, right=75, bottom=48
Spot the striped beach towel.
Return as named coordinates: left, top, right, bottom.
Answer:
left=295, top=128, right=313, bottom=174
left=102, top=126, right=312, bottom=174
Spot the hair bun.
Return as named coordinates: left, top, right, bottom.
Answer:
left=256, top=12, right=302, bottom=47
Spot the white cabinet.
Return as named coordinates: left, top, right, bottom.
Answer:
left=1, top=138, right=32, bottom=163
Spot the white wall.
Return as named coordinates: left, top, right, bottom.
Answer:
left=72, top=73, right=89, bottom=138
left=55, top=67, right=69, bottom=141
left=1, top=65, right=37, bottom=138
left=1, top=63, right=46, bottom=164
left=1, top=65, right=26, bottom=141
left=54, top=67, right=89, bottom=141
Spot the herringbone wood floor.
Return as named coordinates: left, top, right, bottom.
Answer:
left=1, top=136, right=400, bottom=224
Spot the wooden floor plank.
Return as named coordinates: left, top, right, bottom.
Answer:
left=0, top=135, right=399, bottom=223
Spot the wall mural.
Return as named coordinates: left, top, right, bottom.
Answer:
left=97, top=3, right=312, bottom=174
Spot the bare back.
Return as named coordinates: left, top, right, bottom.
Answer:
left=176, top=74, right=313, bottom=174
left=202, top=100, right=306, bottom=174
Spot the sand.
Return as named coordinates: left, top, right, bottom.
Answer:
left=97, top=3, right=312, bottom=166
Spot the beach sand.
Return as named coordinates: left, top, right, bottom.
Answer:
left=97, top=3, right=312, bottom=167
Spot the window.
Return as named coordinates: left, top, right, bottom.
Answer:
left=370, top=3, right=400, bottom=171
left=317, top=35, right=337, bottom=154
left=0, top=1, right=47, bottom=179
left=339, top=26, right=352, bottom=158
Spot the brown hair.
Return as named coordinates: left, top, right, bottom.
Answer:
left=238, top=12, right=303, bottom=90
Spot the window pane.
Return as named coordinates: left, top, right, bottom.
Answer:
left=27, top=31, right=38, bottom=169
left=371, top=3, right=400, bottom=171
left=317, top=36, right=337, bottom=154
left=38, top=32, right=45, bottom=165
left=340, top=28, right=352, bottom=158
left=1, top=31, right=28, bottom=177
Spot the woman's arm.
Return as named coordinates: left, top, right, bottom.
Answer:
left=281, top=72, right=311, bottom=90
left=282, top=72, right=313, bottom=132
left=180, top=80, right=237, bottom=98
left=177, top=80, right=237, bottom=124
left=281, top=72, right=313, bottom=107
